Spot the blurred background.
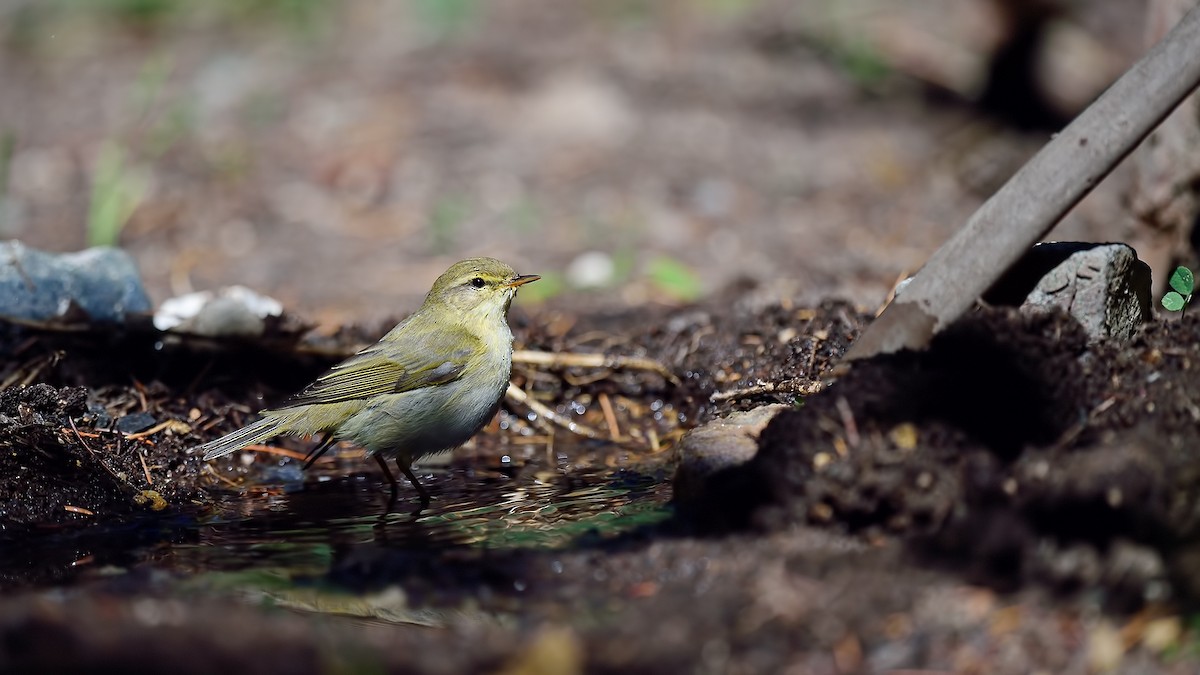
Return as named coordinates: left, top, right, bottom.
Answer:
left=0, top=0, right=1160, bottom=328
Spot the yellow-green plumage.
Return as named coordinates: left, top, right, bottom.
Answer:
left=196, top=257, right=538, bottom=504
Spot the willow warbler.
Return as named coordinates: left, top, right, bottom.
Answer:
left=196, top=257, right=539, bottom=505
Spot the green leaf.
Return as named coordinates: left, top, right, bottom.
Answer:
left=647, top=256, right=703, bottom=302
left=87, top=140, right=147, bottom=247
left=1163, top=291, right=1187, bottom=312
left=1170, top=266, right=1194, bottom=296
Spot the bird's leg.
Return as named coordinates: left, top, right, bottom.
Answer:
left=372, top=454, right=401, bottom=503
left=302, top=432, right=339, bottom=470
left=396, top=458, right=432, bottom=507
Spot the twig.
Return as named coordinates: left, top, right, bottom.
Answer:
left=132, top=379, right=149, bottom=412
left=124, top=419, right=192, bottom=440
left=63, top=427, right=101, bottom=438
left=285, top=343, right=680, bottom=389
left=598, top=393, right=621, bottom=441
left=505, top=383, right=603, bottom=439
left=513, top=350, right=681, bottom=386
left=202, top=463, right=240, bottom=487
left=67, top=417, right=128, bottom=487
left=138, top=449, right=153, bottom=485
left=846, top=5, right=1200, bottom=360
left=513, top=435, right=554, bottom=445
left=63, top=421, right=187, bottom=443
left=242, top=444, right=310, bottom=461
left=710, top=379, right=824, bottom=403
left=1, top=350, right=64, bottom=390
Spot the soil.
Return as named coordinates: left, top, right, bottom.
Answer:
left=4, top=1, right=1200, bottom=673
left=5, top=298, right=1200, bottom=672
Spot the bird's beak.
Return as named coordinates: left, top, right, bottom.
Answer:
left=506, top=274, right=540, bottom=288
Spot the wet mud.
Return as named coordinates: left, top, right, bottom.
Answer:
left=2, top=293, right=1200, bottom=667
left=5, top=292, right=1200, bottom=672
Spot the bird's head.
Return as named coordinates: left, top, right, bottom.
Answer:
left=423, top=257, right=539, bottom=320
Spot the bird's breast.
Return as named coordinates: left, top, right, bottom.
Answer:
left=337, top=320, right=515, bottom=460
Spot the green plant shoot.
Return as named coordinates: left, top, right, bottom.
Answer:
left=87, top=141, right=147, bottom=247
left=648, top=255, right=703, bottom=302
left=1162, top=266, right=1195, bottom=313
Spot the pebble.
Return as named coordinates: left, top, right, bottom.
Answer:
left=115, top=412, right=157, bottom=434
left=154, top=285, right=283, bottom=336
left=566, top=251, right=615, bottom=288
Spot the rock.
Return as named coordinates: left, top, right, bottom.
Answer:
left=115, top=412, right=157, bottom=435
left=565, top=251, right=615, bottom=288
left=0, top=241, right=151, bottom=323
left=1019, top=243, right=1152, bottom=342
left=981, top=242, right=1152, bottom=341
left=154, top=285, right=283, bottom=337
left=672, top=404, right=789, bottom=504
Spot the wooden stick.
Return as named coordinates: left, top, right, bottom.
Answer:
left=505, top=383, right=603, bottom=439
left=846, top=5, right=1200, bottom=360
left=598, top=392, right=621, bottom=441
left=513, top=350, right=680, bottom=386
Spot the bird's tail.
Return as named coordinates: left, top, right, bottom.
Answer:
left=198, top=415, right=287, bottom=460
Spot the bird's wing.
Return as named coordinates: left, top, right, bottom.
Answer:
left=278, top=324, right=480, bottom=408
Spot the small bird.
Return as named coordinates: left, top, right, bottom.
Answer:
left=196, top=257, right=539, bottom=506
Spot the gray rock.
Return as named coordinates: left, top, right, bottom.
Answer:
left=153, top=285, right=283, bottom=337
left=115, top=411, right=157, bottom=434
left=0, top=240, right=151, bottom=323
left=1021, top=243, right=1152, bottom=341
left=673, top=404, right=789, bottom=504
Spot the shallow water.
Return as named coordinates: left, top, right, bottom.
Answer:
left=191, top=467, right=670, bottom=566
left=0, top=459, right=673, bottom=605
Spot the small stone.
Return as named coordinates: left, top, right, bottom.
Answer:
left=565, top=251, right=615, bottom=289
left=154, top=285, right=283, bottom=336
left=116, top=412, right=157, bottom=434
left=672, top=404, right=790, bottom=504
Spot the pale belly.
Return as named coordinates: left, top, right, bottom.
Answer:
left=335, top=347, right=511, bottom=464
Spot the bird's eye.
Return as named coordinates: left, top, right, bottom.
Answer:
left=470, top=277, right=486, bottom=288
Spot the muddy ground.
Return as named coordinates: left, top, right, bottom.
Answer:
left=5, top=295, right=1200, bottom=673
left=5, top=1, right=1200, bottom=673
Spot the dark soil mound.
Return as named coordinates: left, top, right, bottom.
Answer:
left=691, top=308, right=1200, bottom=609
